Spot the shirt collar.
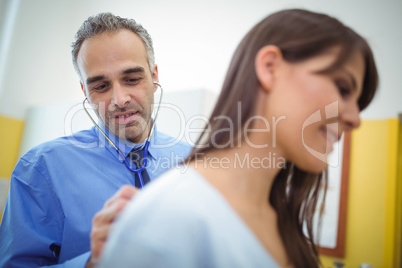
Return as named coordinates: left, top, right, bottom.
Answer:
left=95, top=120, right=159, bottom=162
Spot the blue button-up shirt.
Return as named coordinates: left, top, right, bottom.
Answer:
left=0, top=124, right=191, bottom=267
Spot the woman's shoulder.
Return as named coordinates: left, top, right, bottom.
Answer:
left=114, top=166, right=238, bottom=244
left=109, top=167, right=222, bottom=254
left=105, top=167, right=280, bottom=268
left=125, top=167, right=218, bottom=221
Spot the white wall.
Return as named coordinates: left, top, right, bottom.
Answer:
left=0, top=0, right=401, bottom=120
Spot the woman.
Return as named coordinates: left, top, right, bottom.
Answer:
left=99, top=9, right=378, bottom=268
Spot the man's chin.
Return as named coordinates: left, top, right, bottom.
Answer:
left=109, top=120, right=150, bottom=142
left=119, top=129, right=146, bottom=143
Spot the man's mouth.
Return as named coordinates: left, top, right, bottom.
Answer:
left=113, top=112, right=138, bottom=125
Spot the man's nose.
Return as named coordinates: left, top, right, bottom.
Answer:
left=111, top=84, right=130, bottom=108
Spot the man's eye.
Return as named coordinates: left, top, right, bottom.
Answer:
left=126, top=77, right=142, bottom=84
left=92, top=83, right=109, bottom=92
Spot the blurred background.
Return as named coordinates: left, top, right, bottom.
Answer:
left=0, top=0, right=401, bottom=267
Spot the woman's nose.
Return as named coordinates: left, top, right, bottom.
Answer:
left=341, top=101, right=361, bottom=130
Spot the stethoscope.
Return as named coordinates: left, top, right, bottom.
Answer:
left=82, top=82, right=163, bottom=188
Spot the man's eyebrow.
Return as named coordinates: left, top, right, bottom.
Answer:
left=86, top=75, right=106, bottom=86
left=122, top=67, right=145, bottom=75
left=85, top=67, right=145, bottom=86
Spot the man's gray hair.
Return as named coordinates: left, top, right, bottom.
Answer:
left=71, top=12, right=155, bottom=77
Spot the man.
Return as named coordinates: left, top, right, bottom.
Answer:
left=0, top=13, right=191, bottom=267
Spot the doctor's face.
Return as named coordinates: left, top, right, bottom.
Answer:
left=77, top=29, right=158, bottom=143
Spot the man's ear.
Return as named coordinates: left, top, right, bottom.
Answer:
left=80, top=82, right=87, bottom=97
left=255, top=45, right=283, bottom=92
left=152, top=64, right=159, bottom=92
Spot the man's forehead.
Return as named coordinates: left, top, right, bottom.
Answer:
left=77, top=30, right=150, bottom=79
left=78, top=30, right=146, bottom=60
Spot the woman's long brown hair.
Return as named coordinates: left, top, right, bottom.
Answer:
left=187, top=9, right=378, bottom=268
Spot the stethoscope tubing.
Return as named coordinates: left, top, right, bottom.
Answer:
left=120, top=140, right=150, bottom=188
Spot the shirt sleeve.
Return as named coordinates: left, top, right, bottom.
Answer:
left=0, top=157, right=67, bottom=267
left=43, top=252, right=91, bottom=268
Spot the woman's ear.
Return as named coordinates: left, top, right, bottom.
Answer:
left=255, top=45, right=283, bottom=92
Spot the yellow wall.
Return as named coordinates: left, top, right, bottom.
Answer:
left=0, top=115, right=24, bottom=219
left=0, top=115, right=24, bottom=177
left=321, top=119, right=401, bottom=268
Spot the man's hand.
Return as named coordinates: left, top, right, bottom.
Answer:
left=86, top=185, right=138, bottom=267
